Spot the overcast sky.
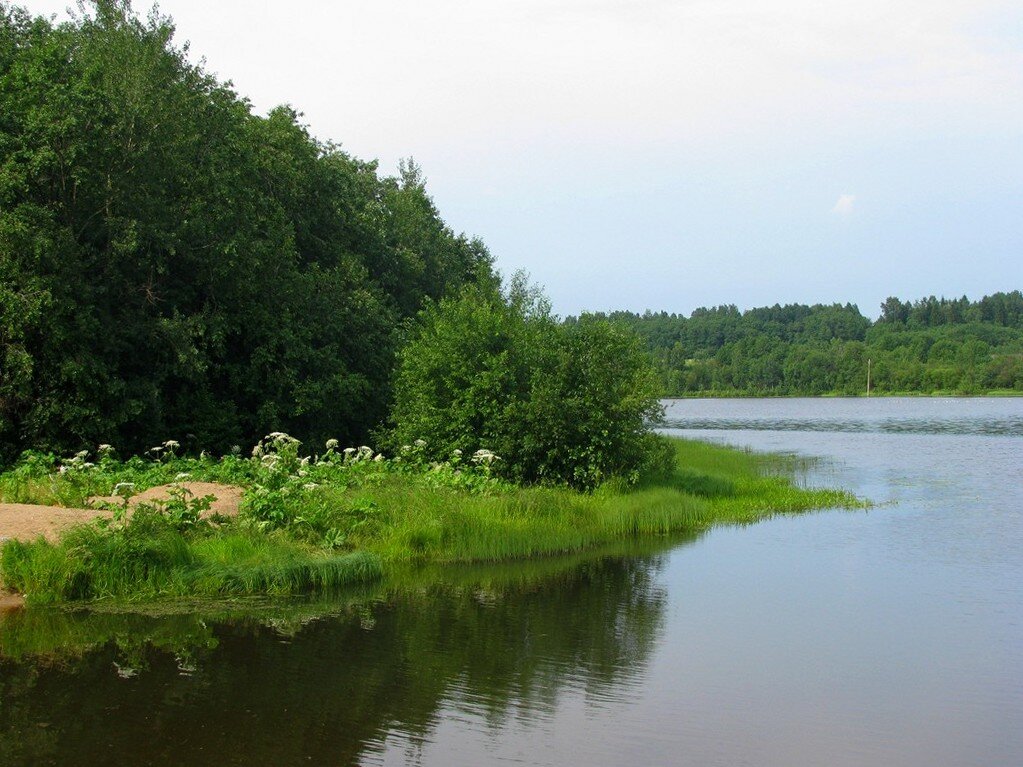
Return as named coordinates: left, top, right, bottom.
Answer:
left=22, top=0, right=1023, bottom=317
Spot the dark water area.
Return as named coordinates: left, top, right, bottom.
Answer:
left=2, top=398, right=1022, bottom=766
left=0, top=549, right=679, bottom=766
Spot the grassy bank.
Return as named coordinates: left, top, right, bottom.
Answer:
left=0, top=437, right=862, bottom=604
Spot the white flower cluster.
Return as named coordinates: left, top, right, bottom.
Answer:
left=112, top=481, right=136, bottom=498
left=471, top=449, right=499, bottom=466
left=330, top=444, right=381, bottom=463
left=61, top=450, right=95, bottom=472
left=252, top=432, right=300, bottom=458
left=147, top=439, right=181, bottom=459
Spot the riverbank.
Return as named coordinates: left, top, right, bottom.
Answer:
left=0, top=437, right=862, bottom=605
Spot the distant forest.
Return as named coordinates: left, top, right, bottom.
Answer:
left=582, top=292, right=1023, bottom=396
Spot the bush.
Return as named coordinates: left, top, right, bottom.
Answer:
left=386, top=275, right=664, bottom=489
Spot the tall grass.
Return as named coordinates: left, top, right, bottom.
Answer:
left=1, top=529, right=381, bottom=604
left=0, top=437, right=863, bottom=604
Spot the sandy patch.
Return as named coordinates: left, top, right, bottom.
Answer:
left=0, top=503, right=106, bottom=544
left=89, top=481, right=243, bottom=520
left=0, top=482, right=243, bottom=544
left=0, top=591, right=25, bottom=612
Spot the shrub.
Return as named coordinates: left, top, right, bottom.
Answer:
left=386, top=275, right=664, bottom=489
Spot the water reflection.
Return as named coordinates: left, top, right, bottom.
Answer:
left=0, top=542, right=681, bottom=767
left=6, top=398, right=1020, bottom=766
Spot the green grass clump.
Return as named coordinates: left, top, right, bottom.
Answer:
left=1, top=526, right=381, bottom=604
left=0, top=435, right=862, bottom=604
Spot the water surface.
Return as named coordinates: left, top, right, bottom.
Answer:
left=2, top=397, right=1021, bottom=766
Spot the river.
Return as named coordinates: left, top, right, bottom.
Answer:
left=1, top=397, right=1020, bottom=766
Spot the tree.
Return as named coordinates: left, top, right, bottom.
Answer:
left=0, top=1, right=495, bottom=462
left=387, top=276, right=664, bottom=489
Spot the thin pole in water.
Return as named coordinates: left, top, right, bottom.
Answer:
left=867, top=358, right=872, bottom=397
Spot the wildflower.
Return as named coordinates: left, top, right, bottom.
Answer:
left=343, top=447, right=357, bottom=458
left=452, top=449, right=463, bottom=457
left=374, top=453, right=385, bottom=462
left=300, top=456, right=310, bottom=466
left=175, top=473, right=191, bottom=481
left=112, top=482, right=135, bottom=498
left=414, top=439, right=427, bottom=448
left=163, top=440, right=180, bottom=450
left=58, top=465, right=68, bottom=474
left=472, top=449, right=500, bottom=465
left=303, top=482, right=318, bottom=490
left=325, top=438, right=339, bottom=450
left=83, top=462, right=95, bottom=469
left=98, top=444, right=113, bottom=453
left=75, top=450, right=89, bottom=460
left=252, top=444, right=264, bottom=458
left=149, top=446, right=164, bottom=454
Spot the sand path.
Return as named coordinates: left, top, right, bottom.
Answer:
left=0, top=482, right=243, bottom=610
left=0, top=482, right=243, bottom=543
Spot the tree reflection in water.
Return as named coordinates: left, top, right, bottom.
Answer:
left=0, top=541, right=684, bottom=766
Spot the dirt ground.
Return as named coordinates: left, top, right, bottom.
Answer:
left=0, top=482, right=243, bottom=544
left=0, top=482, right=243, bottom=610
left=0, top=591, right=24, bottom=612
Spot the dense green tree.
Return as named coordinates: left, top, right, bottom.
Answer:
left=387, top=276, right=664, bottom=489
left=0, top=1, right=493, bottom=463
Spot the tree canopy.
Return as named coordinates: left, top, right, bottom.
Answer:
left=387, top=276, right=665, bottom=489
left=0, top=1, right=493, bottom=463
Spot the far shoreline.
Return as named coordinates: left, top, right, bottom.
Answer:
left=661, top=390, right=1022, bottom=400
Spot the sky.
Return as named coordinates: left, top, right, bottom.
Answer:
left=20, top=0, right=1023, bottom=318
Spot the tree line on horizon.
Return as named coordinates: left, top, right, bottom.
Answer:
left=584, top=291, right=1023, bottom=396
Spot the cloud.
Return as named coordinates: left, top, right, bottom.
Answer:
left=831, top=194, right=856, bottom=216
left=25, top=0, right=1019, bottom=160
